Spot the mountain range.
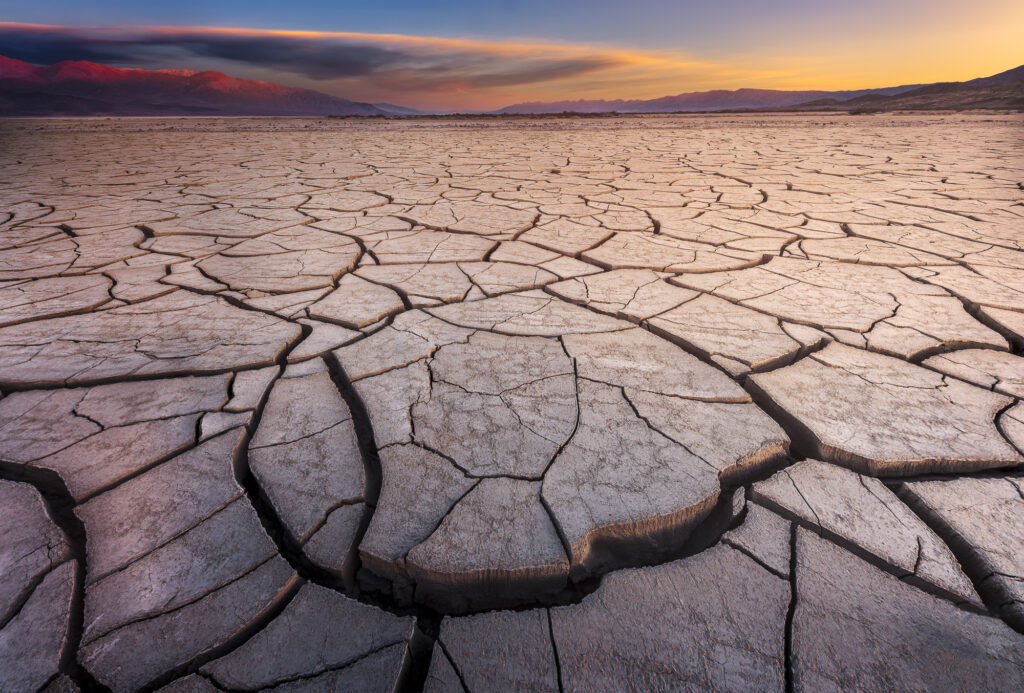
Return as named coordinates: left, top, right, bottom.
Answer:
left=495, top=64, right=1024, bottom=114
left=776, top=65, right=1024, bottom=113
left=1, top=54, right=1021, bottom=117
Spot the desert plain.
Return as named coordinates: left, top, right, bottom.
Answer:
left=1, top=112, right=1023, bottom=691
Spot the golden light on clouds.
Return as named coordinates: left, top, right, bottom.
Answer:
left=1, top=13, right=1021, bottom=110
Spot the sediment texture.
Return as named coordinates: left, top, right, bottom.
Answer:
left=1, top=113, right=1022, bottom=691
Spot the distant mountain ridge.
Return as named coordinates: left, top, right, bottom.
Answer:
left=495, top=64, right=1024, bottom=114
left=371, top=102, right=426, bottom=116
left=495, top=85, right=924, bottom=114
left=0, top=55, right=410, bottom=117
left=775, top=65, right=1024, bottom=113
left=2, top=54, right=1021, bottom=117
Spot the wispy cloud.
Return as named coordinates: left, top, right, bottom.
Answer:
left=0, top=22, right=782, bottom=109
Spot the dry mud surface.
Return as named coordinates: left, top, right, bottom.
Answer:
left=1, top=113, right=1023, bottom=691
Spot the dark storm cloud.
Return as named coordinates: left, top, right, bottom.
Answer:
left=0, top=24, right=620, bottom=88
left=0, top=27, right=136, bottom=65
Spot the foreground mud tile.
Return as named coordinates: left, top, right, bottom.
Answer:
left=0, top=480, right=71, bottom=621
left=287, top=319, right=361, bottom=362
left=369, top=230, right=494, bottom=264
left=307, top=273, right=405, bottom=328
left=0, top=481, right=75, bottom=691
left=517, top=217, right=611, bottom=256
left=647, top=293, right=805, bottom=374
left=1003, top=402, right=1024, bottom=452
left=241, top=287, right=328, bottom=319
left=548, top=330, right=785, bottom=573
left=407, top=477, right=569, bottom=611
left=922, top=264, right=1024, bottom=313
left=39, top=674, right=80, bottom=693
left=562, top=326, right=752, bottom=402
left=0, top=560, right=76, bottom=692
left=202, top=645, right=410, bottom=692
left=425, top=610, right=559, bottom=692
left=301, top=503, right=365, bottom=582
left=675, top=257, right=1007, bottom=359
left=423, top=649, right=463, bottom=692
left=334, top=309, right=474, bottom=381
left=977, top=305, right=1024, bottom=344
left=541, top=378, right=720, bottom=578
left=0, top=291, right=301, bottom=387
left=426, top=290, right=629, bottom=336
left=357, top=262, right=474, bottom=306
left=106, top=265, right=177, bottom=304
left=721, top=503, right=792, bottom=576
left=197, top=228, right=360, bottom=293
left=749, top=343, right=1023, bottom=475
left=624, top=394, right=790, bottom=484
left=0, top=274, right=112, bottom=326
left=751, top=460, right=978, bottom=604
left=81, top=498, right=278, bottom=644
left=413, top=331, right=577, bottom=477
left=550, top=544, right=787, bottom=692
left=901, top=476, right=1024, bottom=630
left=199, top=584, right=414, bottom=690
left=546, top=268, right=696, bottom=322
left=249, top=365, right=365, bottom=549
left=922, top=348, right=1024, bottom=398
left=226, top=366, right=280, bottom=411
left=76, top=428, right=247, bottom=581
left=794, top=236, right=954, bottom=267
left=0, top=235, right=77, bottom=280
left=359, top=444, right=475, bottom=597
left=458, top=261, right=558, bottom=296
left=792, top=529, right=1024, bottom=691
left=476, top=240, right=556, bottom=266
left=400, top=201, right=536, bottom=237
left=81, top=558, right=298, bottom=692
left=0, top=375, right=231, bottom=500
left=350, top=362, right=431, bottom=447
left=147, top=206, right=308, bottom=240
left=582, top=232, right=764, bottom=273
left=354, top=324, right=787, bottom=604
left=0, top=227, right=147, bottom=279
left=156, top=674, right=218, bottom=692
left=65, top=227, right=150, bottom=273
left=303, top=189, right=389, bottom=213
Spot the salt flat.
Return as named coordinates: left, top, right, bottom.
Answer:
left=1, top=113, right=1023, bottom=691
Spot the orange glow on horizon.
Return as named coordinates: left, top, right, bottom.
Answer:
left=1, top=19, right=1021, bottom=110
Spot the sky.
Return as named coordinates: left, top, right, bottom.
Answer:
left=1, top=0, right=1021, bottom=110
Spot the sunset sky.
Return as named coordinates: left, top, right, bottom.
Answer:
left=1, top=0, right=1021, bottom=110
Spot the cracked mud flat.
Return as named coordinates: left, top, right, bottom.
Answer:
left=0, top=112, right=1022, bottom=691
